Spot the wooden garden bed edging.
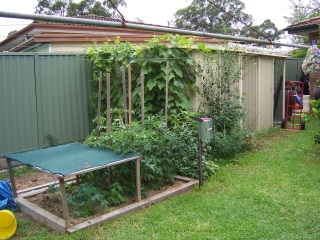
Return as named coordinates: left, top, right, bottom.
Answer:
left=16, top=176, right=198, bottom=234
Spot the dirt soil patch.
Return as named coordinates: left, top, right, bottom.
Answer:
left=15, top=171, right=58, bottom=190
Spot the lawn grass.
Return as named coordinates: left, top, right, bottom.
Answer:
left=6, top=120, right=320, bottom=239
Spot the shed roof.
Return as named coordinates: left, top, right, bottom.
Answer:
left=283, top=16, right=320, bottom=35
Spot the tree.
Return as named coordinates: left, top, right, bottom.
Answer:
left=240, top=19, right=283, bottom=43
left=174, top=0, right=252, bottom=36
left=173, top=0, right=283, bottom=44
left=35, top=0, right=127, bottom=18
left=35, top=0, right=68, bottom=16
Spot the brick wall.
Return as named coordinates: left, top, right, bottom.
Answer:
left=309, top=32, right=320, bottom=45
left=310, top=71, right=320, bottom=99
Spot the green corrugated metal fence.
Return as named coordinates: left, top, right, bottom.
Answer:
left=285, top=58, right=304, bottom=82
left=0, top=53, right=92, bottom=156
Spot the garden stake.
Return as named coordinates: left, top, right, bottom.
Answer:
left=165, top=61, right=169, bottom=130
left=106, top=72, right=111, bottom=185
left=106, top=73, right=111, bottom=136
left=121, top=66, right=128, bottom=124
left=128, top=65, right=132, bottom=127
left=140, top=70, right=145, bottom=129
left=198, top=136, right=203, bottom=188
left=97, top=71, right=102, bottom=136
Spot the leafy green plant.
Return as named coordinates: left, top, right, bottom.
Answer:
left=106, top=183, right=125, bottom=206
left=84, top=111, right=219, bottom=192
left=66, top=183, right=109, bottom=217
left=45, top=180, right=126, bottom=218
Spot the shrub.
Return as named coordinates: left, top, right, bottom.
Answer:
left=310, top=99, right=320, bottom=144
left=84, top=111, right=219, bottom=192
left=199, top=51, right=253, bottom=160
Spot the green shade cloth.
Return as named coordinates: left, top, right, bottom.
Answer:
left=4, top=143, right=140, bottom=176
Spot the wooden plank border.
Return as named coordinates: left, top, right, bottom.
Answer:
left=17, top=197, right=66, bottom=234
left=67, top=199, right=151, bottom=234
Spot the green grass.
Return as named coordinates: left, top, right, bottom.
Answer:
left=0, top=165, right=39, bottom=179
left=7, top=120, right=320, bottom=239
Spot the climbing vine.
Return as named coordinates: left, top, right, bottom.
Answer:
left=86, top=34, right=199, bottom=119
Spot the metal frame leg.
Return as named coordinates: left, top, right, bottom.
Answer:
left=6, top=159, right=17, bottom=198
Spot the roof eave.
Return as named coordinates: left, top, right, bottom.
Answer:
left=283, top=25, right=319, bottom=35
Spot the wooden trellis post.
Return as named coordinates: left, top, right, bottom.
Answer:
left=97, top=71, right=102, bottom=136
left=106, top=73, right=111, bottom=136
left=140, top=70, right=145, bottom=129
left=122, top=66, right=128, bottom=124
left=165, top=61, right=169, bottom=129
left=128, top=65, right=132, bottom=127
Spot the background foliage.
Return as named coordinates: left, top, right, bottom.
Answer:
left=35, top=0, right=126, bottom=17
left=173, top=0, right=283, bottom=47
left=310, top=99, right=320, bottom=144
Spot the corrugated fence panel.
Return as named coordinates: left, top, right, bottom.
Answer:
left=0, top=53, right=92, bottom=156
left=0, top=54, right=39, bottom=155
left=35, top=54, right=91, bottom=147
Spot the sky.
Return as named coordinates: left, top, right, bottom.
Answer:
left=0, top=0, right=295, bottom=42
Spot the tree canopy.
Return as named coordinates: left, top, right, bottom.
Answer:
left=240, top=19, right=283, bottom=42
left=285, top=0, right=320, bottom=25
left=35, top=0, right=127, bottom=18
left=173, top=0, right=283, bottom=45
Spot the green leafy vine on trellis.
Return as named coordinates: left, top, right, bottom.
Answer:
left=86, top=34, right=200, bottom=120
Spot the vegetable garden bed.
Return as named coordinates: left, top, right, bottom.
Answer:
left=15, top=175, right=198, bottom=234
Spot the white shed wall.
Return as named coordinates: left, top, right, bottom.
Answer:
left=192, top=51, right=277, bottom=132
left=242, top=56, right=274, bottom=131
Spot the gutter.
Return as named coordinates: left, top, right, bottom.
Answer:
left=0, top=11, right=310, bottom=49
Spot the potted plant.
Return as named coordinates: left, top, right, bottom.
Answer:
left=314, top=79, right=320, bottom=100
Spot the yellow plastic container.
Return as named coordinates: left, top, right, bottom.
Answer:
left=0, top=210, right=17, bottom=239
